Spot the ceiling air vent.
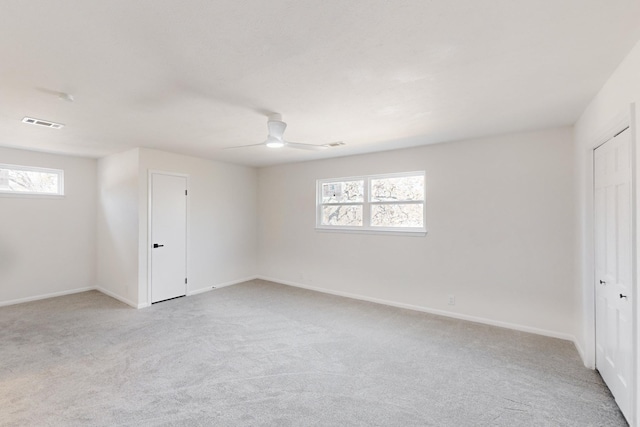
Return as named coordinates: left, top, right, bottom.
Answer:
left=22, top=117, right=64, bottom=129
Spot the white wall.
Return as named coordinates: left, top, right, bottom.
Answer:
left=96, top=148, right=140, bottom=307
left=258, top=127, right=576, bottom=338
left=575, top=39, right=640, bottom=143
left=0, top=147, right=96, bottom=305
left=574, top=39, right=640, bottom=369
left=137, top=148, right=258, bottom=306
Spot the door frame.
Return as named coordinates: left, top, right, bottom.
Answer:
left=147, top=170, right=189, bottom=305
left=587, top=103, right=638, bottom=424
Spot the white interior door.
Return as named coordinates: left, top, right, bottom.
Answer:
left=150, top=172, right=187, bottom=303
left=594, top=128, right=633, bottom=421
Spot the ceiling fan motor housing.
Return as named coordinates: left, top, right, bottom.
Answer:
left=267, top=119, right=287, bottom=139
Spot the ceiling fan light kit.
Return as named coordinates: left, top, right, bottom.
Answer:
left=224, top=114, right=341, bottom=152
left=266, top=137, right=285, bottom=148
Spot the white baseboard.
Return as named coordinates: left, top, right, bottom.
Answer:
left=0, top=286, right=95, bottom=308
left=99, top=275, right=259, bottom=308
left=95, top=286, right=143, bottom=309
left=187, top=275, right=259, bottom=296
left=258, top=276, right=576, bottom=342
left=0, top=277, right=583, bottom=354
left=572, top=338, right=587, bottom=365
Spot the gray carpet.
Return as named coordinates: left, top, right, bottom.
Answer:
left=0, top=280, right=626, bottom=426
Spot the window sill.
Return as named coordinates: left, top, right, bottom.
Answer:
left=315, top=226, right=428, bottom=237
left=0, top=192, right=65, bottom=199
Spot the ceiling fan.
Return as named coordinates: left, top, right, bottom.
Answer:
left=225, top=114, right=341, bottom=151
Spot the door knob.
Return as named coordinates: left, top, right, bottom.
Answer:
left=599, top=280, right=606, bottom=285
left=620, top=294, right=627, bottom=299
left=153, top=243, right=164, bottom=248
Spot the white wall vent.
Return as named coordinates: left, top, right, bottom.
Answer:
left=21, top=117, right=64, bottom=129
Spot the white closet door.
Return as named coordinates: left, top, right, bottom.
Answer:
left=594, top=128, right=633, bottom=422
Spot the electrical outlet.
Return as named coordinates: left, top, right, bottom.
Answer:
left=448, top=295, right=455, bottom=306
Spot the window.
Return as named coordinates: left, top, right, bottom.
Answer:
left=0, top=164, right=64, bottom=196
left=317, top=171, right=425, bottom=233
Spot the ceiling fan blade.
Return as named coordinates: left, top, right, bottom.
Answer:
left=36, top=87, right=74, bottom=102
left=285, top=141, right=329, bottom=151
left=223, top=141, right=268, bottom=150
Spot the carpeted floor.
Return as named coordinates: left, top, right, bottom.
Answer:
left=0, top=280, right=627, bottom=426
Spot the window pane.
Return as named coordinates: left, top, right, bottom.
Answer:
left=321, top=205, right=363, bottom=226
left=371, top=203, right=423, bottom=228
left=370, top=175, right=424, bottom=202
left=0, top=166, right=61, bottom=194
left=321, top=180, right=364, bottom=203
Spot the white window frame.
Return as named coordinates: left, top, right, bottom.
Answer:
left=0, top=163, right=65, bottom=197
left=316, top=171, right=426, bottom=235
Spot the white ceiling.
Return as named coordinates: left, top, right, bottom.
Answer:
left=1, top=1, right=639, bottom=167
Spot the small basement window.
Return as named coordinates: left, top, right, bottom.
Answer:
left=316, top=171, right=426, bottom=234
left=0, top=164, right=64, bottom=196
